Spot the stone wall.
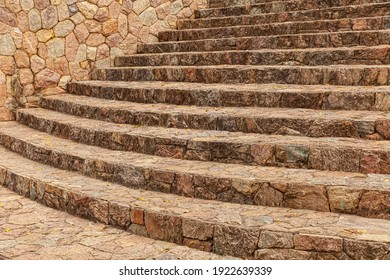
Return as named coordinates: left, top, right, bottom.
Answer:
left=0, top=0, right=207, bottom=121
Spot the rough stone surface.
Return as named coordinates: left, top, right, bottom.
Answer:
left=0, top=0, right=201, bottom=115
left=1, top=0, right=390, bottom=261
left=0, top=187, right=226, bottom=260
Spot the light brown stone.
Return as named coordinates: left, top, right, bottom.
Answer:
left=14, top=50, right=30, bottom=68
left=182, top=219, right=214, bottom=241
left=214, top=225, right=259, bottom=258
left=19, top=68, right=33, bottom=85
left=284, top=183, right=329, bottom=212
left=74, top=23, right=89, bottom=44
left=77, top=2, right=98, bottom=19
left=58, top=2, right=70, bottom=21
left=102, top=19, right=118, bottom=36
left=16, top=11, right=29, bottom=32
left=254, top=183, right=283, bottom=207
left=35, top=0, right=50, bottom=10
left=94, top=7, right=109, bottom=22
left=41, top=6, right=58, bottom=29
left=294, top=234, right=343, bottom=252
left=259, top=231, right=294, bottom=249
left=344, top=239, right=389, bottom=260
left=22, top=31, right=38, bottom=55
left=255, top=249, right=312, bottom=260
left=28, top=9, right=41, bottom=32
left=36, top=29, right=54, bottom=43
left=35, top=69, right=60, bottom=88
left=0, top=56, right=15, bottom=75
left=108, top=202, right=131, bottom=229
left=328, top=186, right=361, bottom=214
left=86, top=33, right=105, bottom=47
left=54, top=20, right=75, bottom=37
left=144, top=211, right=182, bottom=244
left=46, top=38, right=65, bottom=58
left=65, top=32, right=79, bottom=61
left=183, top=238, right=213, bottom=252
left=0, top=33, right=16, bottom=55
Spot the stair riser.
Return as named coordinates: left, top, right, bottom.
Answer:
left=1, top=130, right=389, bottom=220
left=182, top=4, right=390, bottom=29
left=198, top=0, right=390, bottom=18
left=138, top=31, right=390, bottom=53
left=39, top=96, right=390, bottom=140
left=208, top=0, right=274, bottom=8
left=93, top=66, right=390, bottom=86
left=114, top=48, right=390, bottom=67
left=67, top=82, right=383, bottom=111
left=208, top=0, right=390, bottom=9
left=1, top=167, right=387, bottom=260
left=16, top=110, right=390, bottom=175
left=159, top=17, right=390, bottom=41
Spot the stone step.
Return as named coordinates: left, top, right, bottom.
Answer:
left=197, top=0, right=390, bottom=18
left=208, top=0, right=390, bottom=9
left=0, top=146, right=389, bottom=259
left=159, top=16, right=389, bottom=42
left=92, top=65, right=390, bottom=86
left=180, top=2, right=390, bottom=29
left=67, top=81, right=390, bottom=112
left=208, top=0, right=276, bottom=8
left=138, top=30, right=390, bottom=53
left=39, top=94, right=390, bottom=140
left=114, top=46, right=390, bottom=67
left=17, top=108, right=390, bottom=175
left=0, top=187, right=227, bottom=260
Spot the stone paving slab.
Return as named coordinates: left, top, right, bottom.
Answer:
left=17, top=108, right=390, bottom=175
left=180, top=2, right=390, bottom=29
left=114, top=45, right=390, bottom=67
left=138, top=30, right=390, bottom=53
left=93, top=64, right=390, bottom=86
left=0, top=123, right=389, bottom=218
left=67, top=80, right=390, bottom=111
left=159, top=16, right=390, bottom=41
left=197, top=0, right=390, bottom=18
left=0, top=187, right=227, bottom=260
left=39, top=94, right=390, bottom=139
left=0, top=147, right=388, bottom=259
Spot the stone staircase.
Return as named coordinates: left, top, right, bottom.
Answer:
left=1, top=0, right=390, bottom=259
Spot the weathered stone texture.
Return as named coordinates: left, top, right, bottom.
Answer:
left=0, top=0, right=200, bottom=118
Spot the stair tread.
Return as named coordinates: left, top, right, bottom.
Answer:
left=0, top=187, right=227, bottom=260
left=181, top=2, right=390, bottom=28
left=102, top=64, right=390, bottom=69
left=160, top=16, right=389, bottom=41
left=115, top=45, right=390, bottom=67
left=138, top=29, right=390, bottom=53
left=18, top=108, right=390, bottom=151
left=0, top=145, right=389, bottom=245
left=41, top=93, right=390, bottom=122
left=70, top=80, right=390, bottom=93
left=197, top=0, right=390, bottom=18
left=2, top=121, right=390, bottom=192
left=167, top=15, right=387, bottom=32
left=118, top=45, right=390, bottom=58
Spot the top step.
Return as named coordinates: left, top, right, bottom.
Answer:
left=200, top=0, right=390, bottom=18
left=208, top=0, right=390, bottom=8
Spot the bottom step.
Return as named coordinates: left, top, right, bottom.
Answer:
left=0, top=146, right=389, bottom=260
left=0, top=187, right=226, bottom=260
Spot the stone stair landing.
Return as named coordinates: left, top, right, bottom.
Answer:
left=1, top=0, right=390, bottom=259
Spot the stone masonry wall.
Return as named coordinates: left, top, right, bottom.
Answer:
left=0, top=0, right=207, bottom=121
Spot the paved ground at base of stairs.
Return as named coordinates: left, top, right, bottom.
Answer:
left=0, top=186, right=231, bottom=260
